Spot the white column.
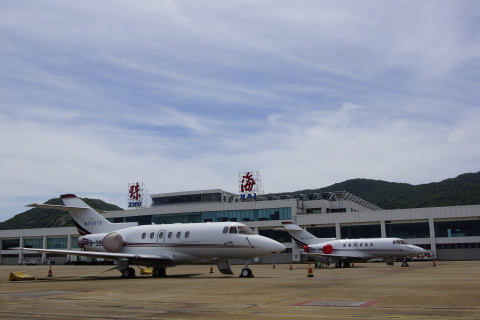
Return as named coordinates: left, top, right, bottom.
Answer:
left=335, top=223, right=341, bottom=239
left=18, top=237, right=24, bottom=265
left=381, top=220, right=387, bottom=238
left=67, top=235, right=72, bottom=262
left=429, top=218, right=436, bottom=257
left=42, top=236, right=47, bottom=264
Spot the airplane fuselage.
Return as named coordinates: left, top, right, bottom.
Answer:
left=80, top=222, right=284, bottom=264
left=305, top=238, right=426, bottom=262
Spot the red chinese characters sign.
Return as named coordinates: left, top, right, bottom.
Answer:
left=129, top=183, right=141, bottom=201
left=241, top=172, right=256, bottom=193
left=239, top=171, right=263, bottom=200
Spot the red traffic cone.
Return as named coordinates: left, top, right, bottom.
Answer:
left=273, top=263, right=275, bottom=269
left=48, top=266, right=53, bottom=277
left=307, top=263, right=314, bottom=277
left=432, top=259, right=436, bottom=267
left=289, top=262, right=293, bottom=270
left=209, top=265, right=214, bottom=273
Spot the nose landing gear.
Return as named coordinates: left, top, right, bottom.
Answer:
left=239, top=259, right=254, bottom=278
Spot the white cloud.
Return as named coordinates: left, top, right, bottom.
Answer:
left=1, top=1, right=479, bottom=221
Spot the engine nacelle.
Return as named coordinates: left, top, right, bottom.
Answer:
left=322, top=244, right=333, bottom=254
left=305, top=243, right=333, bottom=254
left=77, top=232, right=124, bottom=252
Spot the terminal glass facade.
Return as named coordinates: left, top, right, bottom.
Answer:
left=108, top=208, right=292, bottom=225
left=47, top=237, right=68, bottom=249
left=341, top=224, right=381, bottom=239
left=306, top=226, right=336, bottom=238
left=24, top=238, right=43, bottom=248
left=71, top=236, right=80, bottom=249
left=1, top=239, right=20, bottom=250
left=434, top=220, right=480, bottom=238
left=386, top=222, right=430, bottom=238
left=259, top=229, right=292, bottom=243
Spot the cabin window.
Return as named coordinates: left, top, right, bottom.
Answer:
left=360, top=243, right=363, bottom=247
left=223, top=226, right=229, bottom=234
left=229, top=226, right=238, bottom=234
left=142, top=233, right=146, bottom=239
left=168, top=232, right=172, bottom=239
left=185, top=231, right=190, bottom=238
left=370, top=243, right=373, bottom=246
left=343, top=244, right=346, bottom=247
left=159, top=232, right=164, bottom=239
left=348, top=243, right=351, bottom=247
left=365, top=243, right=368, bottom=247
left=176, top=232, right=181, bottom=238
left=354, top=243, right=357, bottom=247
left=150, top=232, right=154, bottom=239
left=238, top=226, right=256, bottom=235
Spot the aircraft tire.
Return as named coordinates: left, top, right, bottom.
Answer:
left=153, top=267, right=166, bottom=277
left=121, top=268, right=132, bottom=278
left=239, top=268, right=253, bottom=278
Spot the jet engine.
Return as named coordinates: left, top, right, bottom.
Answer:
left=77, top=232, right=124, bottom=252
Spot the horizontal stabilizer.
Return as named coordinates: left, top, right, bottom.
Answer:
left=26, top=203, right=107, bottom=214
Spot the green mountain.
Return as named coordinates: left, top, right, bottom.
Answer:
left=0, top=197, right=123, bottom=230
left=269, top=172, right=480, bottom=210
left=2, top=172, right=480, bottom=230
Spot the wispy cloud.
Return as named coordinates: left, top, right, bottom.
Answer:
left=1, top=1, right=479, bottom=221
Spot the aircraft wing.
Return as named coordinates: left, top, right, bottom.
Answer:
left=13, top=248, right=173, bottom=265
left=301, top=251, right=367, bottom=262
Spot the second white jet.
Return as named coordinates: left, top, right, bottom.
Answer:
left=279, top=221, right=426, bottom=267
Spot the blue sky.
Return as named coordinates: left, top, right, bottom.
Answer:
left=1, top=1, right=480, bottom=222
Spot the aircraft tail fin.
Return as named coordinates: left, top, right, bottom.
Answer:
left=26, top=194, right=137, bottom=235
left=279, top=221, right=335, bottom=247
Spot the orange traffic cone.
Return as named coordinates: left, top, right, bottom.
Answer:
left=432, top=259, right=436, bottom=267
left=289, top=262, right=293, bottom=270
left=48, top=266, right=53, bottom=277
left=209, top=265, right=214, bottom=273
left=273, top=263, right=275, bottom=269
left=307, top=263, right=314, bottom=277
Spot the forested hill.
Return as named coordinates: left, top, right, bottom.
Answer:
left=2, top=172, right=480, bottom=230
left=269, top=172, right=480, bottom=210
left=0, top=197, right=123, bottom=230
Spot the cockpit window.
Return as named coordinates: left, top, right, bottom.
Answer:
left=229, top=226, right=238, bottom=234
left=238, top=226, right=256, bottom=235
left=223, top=226, right=229, bottom=234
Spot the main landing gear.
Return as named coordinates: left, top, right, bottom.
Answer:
left=239, top=259, right=254, bottom=278
left=152, top=267, right=167, bottom=277
left=334, top=262, right=352, bottom=268
left=121, top=267, right=136, bottom=278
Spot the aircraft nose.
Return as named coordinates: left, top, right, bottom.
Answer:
left=410, top=245, right=426, bottom=254
left=264, top=237, right=286, bottom=254
left=416, top=246, right=427, bottom=254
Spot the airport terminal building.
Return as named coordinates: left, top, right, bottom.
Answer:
left=2, top=188, right=480, bottom=265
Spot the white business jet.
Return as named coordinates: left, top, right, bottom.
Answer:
left=279, top=222, right=426, bottom=268
left=15, top=194, right=285, bottom=278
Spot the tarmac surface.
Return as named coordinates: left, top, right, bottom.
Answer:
left=0, top=261, right=479, bottom=319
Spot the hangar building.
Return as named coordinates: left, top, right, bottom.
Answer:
left=1, top=189, right=480, bottom=265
